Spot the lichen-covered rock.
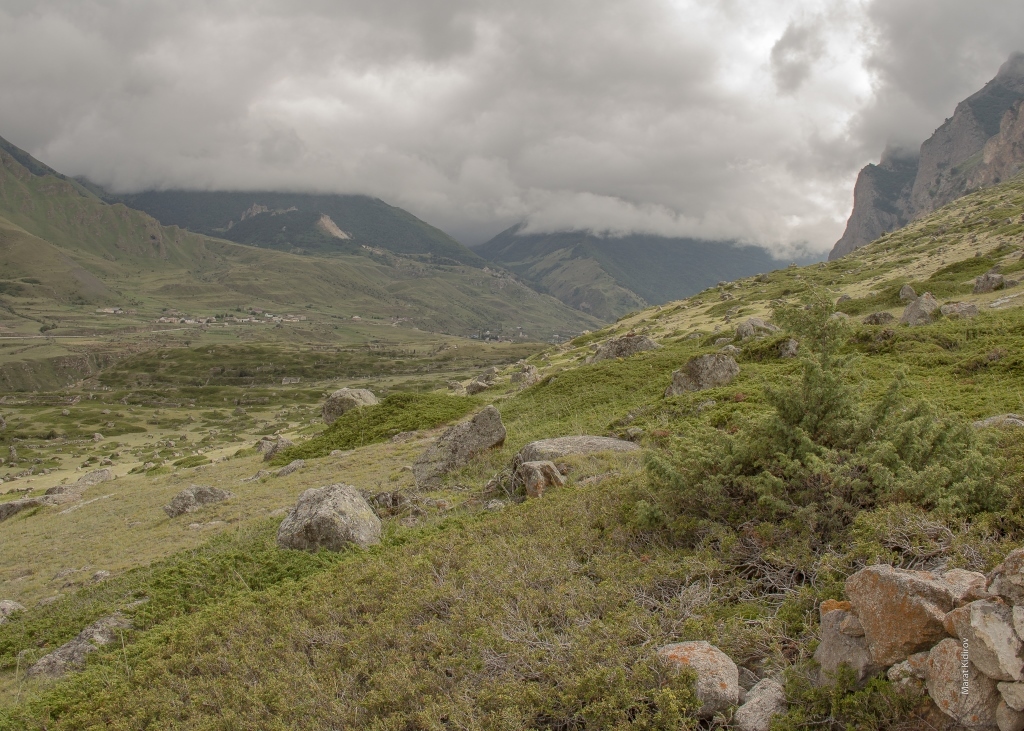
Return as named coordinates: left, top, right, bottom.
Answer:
left=944, top=568, right=992, bottom=606
left=989, top=549, right=1024, bottom=606
left=515, top=435, right=639, bottom=464
left=163, top=485, right=234, bottom=518
left=515, top=461, right=565, bottom=498
left=588, top=334, right=660, bottom=363
left=778, top=338, right=799, bottom=358
left=734, top=678, right=786, bottom=731
left=941, top=302, right=980, bottom=319
left=27, top=613, right=132, bottom=678
left=975, top=415, right=1024, bottom=430
left=657, top=641, right=739, bottom=718
left=735, top=318, right=779, bottom=341
left=276, top=484, right=381, bottom=551
left=322, top=388, right=378, bottom=425
left=845, top=564, right=954, bottom=666
left=664, top=354, right=739, bottom=396
left=465, top=379, right=491, bottom=395
left=863, top=311, right=896, bottom=325
left=927, top=638, right=1001, bottom=729
left=944, top=600, right=1024, bottom=682
left=976, top=271, right=1006, bottom=294
left=998, top=700, right=1024, bottom=731
left=899, top=284, right=918, bottom=301
left=413, top=406, right=506, bottom=490
left=900, top=292, right=940, bottom=326
left=814, top=608, right=883, bottom=686
left=0, top=600, right=25, bottom=624
left=257, top=435, right=293, bottom=462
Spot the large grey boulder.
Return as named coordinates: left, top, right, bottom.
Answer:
left=814, top=607, right=883, bottom=686
left=0, top=599, right=25, bottom=625
left=163, top=485, right=234, bottom=518
left=735, top=318, right=779, bottom=341
left=900, top=292, right=940, bottom=326
left=515, top=435, right=639, bottom=464
left=944, top=600, right=1024, bottom=682
left=665, top=354, right=739, bottom=396
left=734, top=678, right=787, bottom=731
left=899, top=284, right=918, bottom=302
left=941, top=302, right=979, bottom=319
left=927, top=637, right=1001, bottom=730
left=322, top=388, right=377, bottom=425
left=0, top=496, right=47, bottom=523
left=413, top=406, right=506, bottom=490
left=845, top=564, right=954, bottom=666
left=976, top=271, right=1006, bottom=294
left=276, top=483, right=381, bottom=551
left=657, top=641, right=739, bottom=718
left=588, top=334, right=659, bottom=363
left=27, top=613, right=132, bottom=679
left=257, top=435, right=293, bottom=462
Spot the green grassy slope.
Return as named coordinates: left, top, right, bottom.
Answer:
left=108, top=188, right=485, bottom=265
left=474, top=225, right=816, bottom=320
left=5, top=176, right=1024, bottom=728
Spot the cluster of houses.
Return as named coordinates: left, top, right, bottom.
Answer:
left=154, top=308, right=308, bottom=326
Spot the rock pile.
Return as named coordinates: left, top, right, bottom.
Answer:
left=322, top=388, right=377, bottom=425
left=815, top=555, right=1024, bottom=729
left=587, top=334, right=660, bottom=363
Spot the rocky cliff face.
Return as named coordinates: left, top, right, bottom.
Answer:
left=830, top=53, right=1024, bottom=260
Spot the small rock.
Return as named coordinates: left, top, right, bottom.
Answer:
left=92, top=433, right=104, bottom=442
left=900, top=292, right=940, bottom=326
left=778, top=338, right=799, bottom=358
left=657, top=641, right=739, bottom=718
left=276, top=483, right=381, bottom=551
left=836, top=294, right=852, bottom=304
left=257, top=435, right=293, bottom=462
left=735, top=318, right=780, bottom=341
left=242, top=470, right=273, bottom=482
left=713, top=337, right=732, bottom=347
left=515, top=460, right=566, bottom=498
left=943, top=568, right=991, bottom=605
left=720, top=344, right=741, bottom=355
left=588, top=334, right=660, bottom=363
left=927, top=638, right=1000, bottom=729
left=465, top=379, right=491, bottom=395
left=27, top=613, right=132, bottom=678
left=0, top=599, right=25, bottom=624
left=814, top=608, right=883, bottom=686
left=485, top=499, right=505, bottom=511
left=941, top=302, right=979, bottom=319
left=665, top=354, right=739, bottom=396
left=277, top=459, right=305, bottom=477
left=322, top=388, right=378, bottom=425
left=233, top=407, right=247, bottom=416
left=863, top=311, right=895, bottom=325
left=734, top=677, right=787, bottom=731
left=975, top=271, right=1006, bottom=294
left=413, top=406, right=507, bottom=490
left=899, top=284, right=918, bottom=301
left=738, top=666, right=760, bottom=691
left=510, top=364, right=540, bottom=387
left=447, top=381, right=467, bottom=395
left=329, top=449, right=352, bottom=458
left=974, top=414, right=1024, bottom=429
left=163, top=485, right=234, bottom=518
left=91, top=570, right=110, bottom=583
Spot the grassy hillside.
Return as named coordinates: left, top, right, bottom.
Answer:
left=109, top=189, right=484, bottom=265
left=4, top=174, right=1024, bottom=727
left=474, top=226, right=815, bottom=320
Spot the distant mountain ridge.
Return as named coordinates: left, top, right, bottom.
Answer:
left=475, top=226, right=805, bottom=321
left=831, top=53, right=1024, bottom=260
left=93, top=188, right=485, bottom=266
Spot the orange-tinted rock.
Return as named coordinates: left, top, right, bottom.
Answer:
left=846, top=565, right=954, bottom=666
left=927, top=638, right=1000, bottom=730
left=819, top=599, right=852, bottom=619
left=657, top=640, right=739, bottom=718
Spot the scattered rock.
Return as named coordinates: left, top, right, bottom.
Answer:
left=945, top=600, right=1024, bottom=681
left=233, top=407, right=247, bottom=416
left=588, top=334, right=660, bottom=363
left=511, top=364, right=540, bottom=387
left=975, top=271, right=1006, bottom=294
left=163, top=485, right=234, bottom=518
left=276, top=483, right=381, bottom=551
left=836, top=294, right=852, bottom=304
left=515, top=460, right=566, bottom=498
left=369, top=491, right=407, bottom=515
left=257, top=435, right=293, bottom=462
left=329, top=449, right=352, bottom=458
left=92, top=433, right=104, bottom=442
left=516, top=435, right=640, bottom=463
left=899, top=284, right=918, bottom=301
left=277, top=459, right=305, bottom=477
left=845, top=564, right=954, bottom=666
left=713, top=337, right=732, bottom=347
left=974, top=414, right=1024, bottom=429
left=719, top=344, right=741, bottom=355
left=322, top=388, right=378, bottom=425
left=0, top=600, right=25, bottom=624
left=900, top=292, right=940, bottom=326
left=447, top=380, right=466, bottom=395
left=778, top=338, right=799, bottom=358
left=76, top=468, right=115, bottom=487
left=465, top=379, right=491, bottom=395
left=941, top=302, right=979, bottom=319
left=863, top=311, right=896, bottom=325
left=413, top=406, right=506, bottom=490
left=734, top=678, right=787, bottom=731
left=814, top=607, right=883, bottom=686
left=657, top=641, right=739, bottom=718
left=242, top=470, right=274, bottom=482
left=27, top=613, right=132, bottom=679
left=664, top=354, right=739, bottom=396
left=735, top=318, right=780, bottom=340
left=927, top=637, right=1000, bottom=729
left=91, top=570, right=110, bottom=583
left=989, top=549, right=1024, bottom=605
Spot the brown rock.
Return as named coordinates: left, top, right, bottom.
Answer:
left=515, top=460, right=566, bottom=498
left=819, top=599, right=852, bottom=618
left=927, top=637, right=1001, bottom=730
left=657, top=641, right=739, bottom=718
left=945, top=569, right=993, bottom=606
left=845, top=564, right=954, bottom=666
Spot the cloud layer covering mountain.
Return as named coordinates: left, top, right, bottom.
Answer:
left=2, top=0, right=1023, bottom=254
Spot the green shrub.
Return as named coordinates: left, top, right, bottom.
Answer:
left=171, top=454, right=210, bottom=468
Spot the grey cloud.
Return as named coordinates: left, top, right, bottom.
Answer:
left=0, top=1, right=1023, bottom=254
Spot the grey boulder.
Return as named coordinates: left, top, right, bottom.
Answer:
left=163, top=485, right=234, bottom=518
left=27, top=613, right=132, bottom=678
left=665, top=354, right=739, bottom=396
left=734, top=678, right=787, bottom=731
left=322, top=388, right=378, bottom=425
left=735, top=317, right=779, bottom=341
left=588, top=334, right=659, bottom=363
left=974, top=414, right=1024, bottom=429
left=0, top=599, right=25, bottom=624
left=863, top=311, right=895, bottom=325
left=975, top=271, right=1006, bottom=294
left=258, top=435, right=293, bottom=462
left=516, top=435, right=639, bottom=464
left=657, top=641, right=739, bottom=718
left=814, top=607, right=883, bottom=686
left=941, top=302, right=979, bottom=319
left=900, top=292, right=940, bottom=326
left=276, top=483, right=381, bottom=551
left=899, top=284, right=918, bottom=301
left=413, top=406, right=506, bottom=490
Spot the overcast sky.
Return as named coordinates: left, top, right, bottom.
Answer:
left=2, top=1, right=1023, bottom=254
